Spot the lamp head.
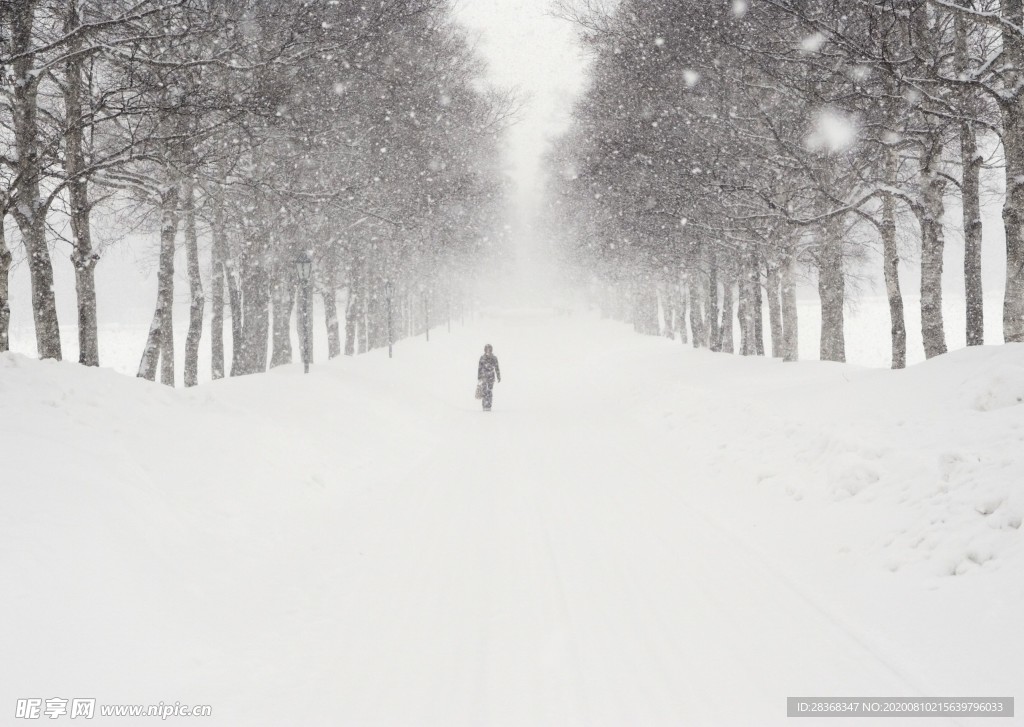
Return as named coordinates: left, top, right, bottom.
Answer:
left=295, top=251, right=313, bottom=281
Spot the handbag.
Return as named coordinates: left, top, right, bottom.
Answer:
left=475, top=381, right=484, bottom=400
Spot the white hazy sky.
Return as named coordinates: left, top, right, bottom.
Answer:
left=453, top=0, right=588, bottom=221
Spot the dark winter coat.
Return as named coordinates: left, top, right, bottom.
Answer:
left=478, top=353, right=500, bottom=383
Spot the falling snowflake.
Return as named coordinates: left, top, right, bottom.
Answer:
left=801, top=33, right=826, bottom=53
left=805, top=108, right=858, bottom=153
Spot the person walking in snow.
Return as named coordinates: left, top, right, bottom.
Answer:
left=477, top=344, right=501, bottom=411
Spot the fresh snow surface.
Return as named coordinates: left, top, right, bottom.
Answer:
left=2, top=310, right=1022, bottom=726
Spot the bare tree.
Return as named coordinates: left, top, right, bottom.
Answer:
left=4, top=0, right=62, bottom=360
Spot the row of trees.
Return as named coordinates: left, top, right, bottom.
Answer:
left=549, top=0, right=1023, bottom=366
left=1, top=0, right=511, bottom=384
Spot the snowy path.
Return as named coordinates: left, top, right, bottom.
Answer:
left=3, top=311, right=1021, bottom=725
left=265, top=317, right=941, bottom=725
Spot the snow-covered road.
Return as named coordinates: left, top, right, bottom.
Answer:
left=3, top=311, right=1022, bottom=725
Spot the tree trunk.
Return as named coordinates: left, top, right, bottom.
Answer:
left=138, top=185, right=179, bottom=384
left=270, top=279, right=294, bottom=368
left=956, top=13, right=984, bottom=346
left=1002, top=0, right=1024, bottom=342
left=0, top=215, right=10, bottom=353
left=918, top=140, right=949, bottom=359
left=360, top=290, right=369, bottom=354
left=404, top=292, right=412, bottom=339
left=765, top=262, right=783, bottom=358
left=158, top=205, right=176, bottom=386
left=228, top=263, right=244, bottom=376
left=182, top=180, right=203, bottom=387
left=719, top=272, right=734, bottom=353
left=961, top=121, right=983, bottom=346
left=344, top=285, right=357, bottom=356
left=10, top=1, right=61, bottom=360
left=737, top=267, right=749, bottom=355
left=818, top=220, right=846, bottom=362
left=678, top=277, right=688, bottom=344
left=905, top=4, right=948, bottom=356
left=708, top=248, right=721, bottom=351
left=753, top=257, right=765, bottom=356
left=235, top=228, right=270, bottom=375
left=298, top=281, right=313, bottom=368
left=63, top=0, right=99, bottom=366
left=69, top=220, right=99, bottom=366
left=738, top=252, right=758, bottom=355
left=324, top=288, right=342, bottom=358
left=660, top=283, right=675, bottom=340
left=688, top=271, right=706, bottom=347
left=1002, top=113, right=1024, bottom=341
left=371, top=285, right=388, bottom=349
left=672, top=282, right=683, bottom=340
left=882, top=182, right=907, bottom=370
left=210, top=176, right=228, bottom=380
left=780, top=248, right=799, bottom=362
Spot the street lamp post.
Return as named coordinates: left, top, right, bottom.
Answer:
left=384, top=280, right=394, bottom=359
left=295, top=251, right=313, bottom=374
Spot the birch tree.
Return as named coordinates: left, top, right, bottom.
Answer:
left=3, top=0, right=62, bottom=360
